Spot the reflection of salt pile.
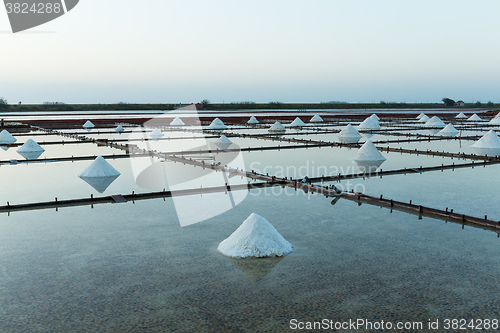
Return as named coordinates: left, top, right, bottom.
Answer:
left=455, top=112, right=467, bottom=119
left=290, top=117, right=306, bottom=127
left=338, top=124, right=362, bottom=143
left=0, top=130, right=17, bottom=144
left=78, top=156, right=121, bottom=193
left=425, top=116, right=445, bottom=128
left=208, top=118, right=227, bottom=130
left=438, top=123, right=459, bottom=136
left=17, top=139, right=45, bottom=160
left=218, top=213, right=293, bottom=258
left=83, top=120, right=94, bottom=128
left=215, top=135, right=233, bottom=150
left=150, top=128, right=164, bottom=139
left=353, top=140, right=386, bottom=172
left=357, top=117, right=380, bottom=130
left=115, top=125, right=125, bottom=133
left=247, top=116, right=259, bottom=124
left=416, top=113, right=425, bottom=120
left=310, top=114, right=323, bottom=123
left=170, top=117, right=185, bottom=126
left=229, top=257, right=283, bottom=282
left=268, top=121, right=286, bottom=133
left=467, top=113, right=482, bottom=122
left=418, top=114, right=430, bottom=123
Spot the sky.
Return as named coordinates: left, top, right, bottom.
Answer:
left=1, top=0, right=500, bottom=104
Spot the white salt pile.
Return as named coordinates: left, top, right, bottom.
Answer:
left=467, top=113, right=482, bottom=122
left=78, top=156, right=121, bottom=193
left=310, top=114, right=323, bottom=123
left=215, top=135, right=233, bottom=149
left=269, top=121, right=286, bottom=132
left=247, top=116, right=259, bottom=124
left=370, top=114, right=380, bottom=121
left=471, top=130, right=500, bottom=149
left=218, top=213, right=293, bottom=258
left=338, top=124, right=362, bottom=143
left=83, top=120, right=94, bottom=128
left=208, top=118, right=227, bottom=130
left=418, top=115, right=430, bottom=123
left=416, top=113, right=426, bottom=119
left=438, top=123, right=459, bottom=136
left=115, top=125, right=125, bottom=133
left=489, top=114, right=500, bottom=125
left=455, top=112, right=467, bottom=119
left=425, top=116, right=445, bottom=128
left=353, top=140, right=386, bottom=172
left=0, top=130, right=17, bottom=144
left=290, top=117, right=306, bottom=127
left=149, top=128, right=164, bottom=139
left=357, top=117, right=381, bottom=130
left=16, top=139, right=45, bottom=160
left=170, top=117, right=185, bottom=126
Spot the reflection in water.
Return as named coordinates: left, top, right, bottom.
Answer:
left=17, top=150, right=44, bottom=160
left=228, top=257, right=284, bottom=282
left=79, top=175, right=120, bottom=193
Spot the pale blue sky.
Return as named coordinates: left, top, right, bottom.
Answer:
left=1, top=0, right=499, bottom=104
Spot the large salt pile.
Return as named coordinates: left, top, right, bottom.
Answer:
left=215, top=135, right=233, bottom=150
left=338, top=124, right=362, bottom=143
left=425, top=116, right=445, bottom=128
left=247, top=116, right=259, bottom=124
left=78, top=156, right=121, bottom=193
left=170, top=117, right=185, bottom=126
left=115, top=125, right=125, bottom=133
left=310, top=114, right=323, bottom=123
left=17, top=139, right=45, bottom=159
left=438, top=123, right=459, bottom=136
left=0, top=130, right=17, bottom=144
left=418, top=115, right=430, bottom=123
left=150, top=128, right=164, bottom=140
left=218, top=213, right=293, bottom=258
left=416, top=113, right=426, bottom=120
left=290, top=117, right=306, bottom=127
left=208, top=118, right=227, bottom=130
left=471, top=130, right=500, bottom=149
left=489, top=113, right=500, bottom=125
left=455, top=112, right=467, bottom=119
left=467, top=113, right=482, bottom=122
left=268, top=121, right=286, bottom=133
left=357, top=117, right=381, bottom=130
left=353, top=140, right=386, bottom=172
left=83, top=120, right=94, bottom=128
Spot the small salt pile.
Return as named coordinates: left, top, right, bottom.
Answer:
left=416, top=113, right=426, bottom=120
left=338, top=124, right=362, bottom=143
left=150, top=128, right=164, bottom=139
left=83, top=120, right=94, bottom=128
left=170, top=117, right=185, bottom=126
left=208, top=118, right=227, bottom=130
left=218, top=213, right=293, bottom=258
left=418, top=115, right=430, bottom=123
left=0, top=129, right=17, bottom=144
left=17, top=139, right=45, bottom=159
left=215, top=135, right=233, bottom=150
left=455, top=112, right=467, bottom=119
left=115, top=125, right=125, bottom=133
left=467, top=113, right=482, bottom=122
left=471, top=130, right=500, bottom=149
left=310, top=114, right=323, bottom=123
left=438, top=123, right=459, bottom=136
left=353, top=140, right=386, bottom=172
left=425, top=116, right=445, bottom=128
left=78, top=156, right=121, bottom=193
left=247, top=116, right=259, bottom=124
left=290, top=117, right=306, bottom=127
left=357, top=117, right=380, bottom=130
left=268, top=121, right=286, bottom=133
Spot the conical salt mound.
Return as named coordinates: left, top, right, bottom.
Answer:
left=455, top=112, right=467, bottom=119
left=471, top=130, right=500, bottom=149
left=310, top=114, right=323, bottom=123
left=438, top=123, right=459, bottom=136
left=247, top=116, right=259, bottom=124
left=467, top=113, right=482, bottom=121
left=269, top=121, right=286, bottom=132
left=0, top=130, right=16, bottom=144
left=353, top=140, right=386, bottom=162
left=170, top=117, right=185, bottom=126
left=150, top=128, right=164, bottom=139
left=370, top=114, right=380, bottom=121
left=338, top=124, right=362, bottom=143
left=17, top=139, right=44, bottom=153
left=218, top=213, right=293, bottom=258
left=489, top=117, right=500, bottom=125
left=290, top=117, right=306, bottom=127
left=416, top=113, right=426, bottom=120
left=78, top=156, right=121, bottom=193
left=83, top=120, right=94, bottom=128
left=208, top=118, right=227, bottom=130
left=425, top=116, right=445, bottom=128
left=215, top=135, right=233, bottom=149
left=418, top=115, right=430, bottom=123
left=115, top=125, right=125, bottom=133
left=357, top=117, right=381, bottom=130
